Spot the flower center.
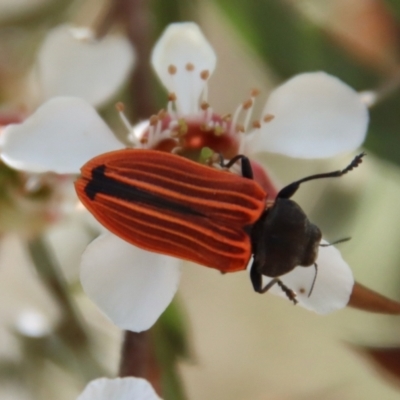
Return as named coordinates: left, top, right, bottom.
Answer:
left=118, top=83, right=270, bottom=165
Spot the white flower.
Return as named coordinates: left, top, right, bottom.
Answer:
left=77, top=377, right=161, bottom=400
left=0, top=22, right=369, bottom=332
left=26, top=24, right=135, bottom=109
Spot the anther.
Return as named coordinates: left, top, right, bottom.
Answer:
left=168, top=65, right=177, bottom=75
left=251, top=88, right=260, bottom=97
left=115, top=101, right=138, bottom=145
left=149, top=115, right=159, bottom=126
left=115, top=102, right=125, bottom=112
left=243, top=99, right=253, bottom=110
left=157, top=109, right=166, bottom=120
left=186, top=63, right=195, bottom=71
left=200, top=70, right=210, bottom=80
left=263, top=114, right=275, bottom=123
left=168, top=93, right=177, bottom=102
left=201, top=101, right=210, bottom=110
left=252, top=120, right=261, bottom=129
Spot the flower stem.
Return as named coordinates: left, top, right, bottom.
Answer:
left=27, top=235, right=88, bottom=346
left=119, top=330, right=162, bottom=394
left=100, top=0, right=157, bottom=119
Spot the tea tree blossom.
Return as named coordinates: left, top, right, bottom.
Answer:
left=0, top=23, right=135, bottom=231
left=0, top=23, right=369, bottom=331
left=77, top=377, right=161, bottom=400
left=28, top=24, right=135, bottom=108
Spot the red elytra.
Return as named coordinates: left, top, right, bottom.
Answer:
left=75, top=149, right=364, bottom=303
left=75, top=149, right=266, bottom=273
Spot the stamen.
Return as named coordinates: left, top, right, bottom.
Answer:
left=115, top=102, right=133, bottom=132
left=252, top=120, right=261, bottom=129
left=167, top=66, right=181, bottom=115
left=148, top=115, right=159, bottom=147
left=155, top=118, right=162, bottom=141
left=200, top=70, right=210, bottom=103
left=243, top=89, right=259, bottom=131
left=167, top=93, right=177, bottom=120
left=115, top=102, right=140, bottom=146
left=184, top=62, right=196, bottom=113
left=230, top=103, right=243, bottom=135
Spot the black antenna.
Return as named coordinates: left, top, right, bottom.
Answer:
left=278, top=153, right=365, bottom=199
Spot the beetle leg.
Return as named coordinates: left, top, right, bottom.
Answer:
left=218, top=154, right=253, bottom=179
left=250, top=264, right=298, bottom=304
left=276, top=280, right=298, bottom=305
left=277, top=152, right=365, bottom=199
left=250, top=263, right=265, bottom=292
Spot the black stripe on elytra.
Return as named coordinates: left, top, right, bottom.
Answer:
left=84, top=165, right=205, bottom=217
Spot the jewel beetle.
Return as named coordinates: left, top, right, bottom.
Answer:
left=75, top=149, right=364, bottom=303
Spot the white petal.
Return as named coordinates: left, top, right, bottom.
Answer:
left=77, top=377, right=161, bottom=400
left=151, top=22, right=216, bottom=115
left=263, top=241, right=354, bottom=314
left=34, top=24, right=135, bottom=107
left=248, top=72, right=369, bottom=158
left=1, top=97, right=124, bottom=174
left=80, top=232, right=181, bottom=332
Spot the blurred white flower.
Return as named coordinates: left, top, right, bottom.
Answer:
left=77, top=377, right=161, bottom=400
left=0, top=22, right=368, bottom=332
left=28, top=24, right=135, bottom=108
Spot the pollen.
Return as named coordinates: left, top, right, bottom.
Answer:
left=186, top=63, right=195, bottom=71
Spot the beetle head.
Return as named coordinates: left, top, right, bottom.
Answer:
left=251, top=198, right=322, bottom=278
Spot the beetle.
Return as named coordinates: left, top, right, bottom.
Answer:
left=75, top=149, right=364, bottom=304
